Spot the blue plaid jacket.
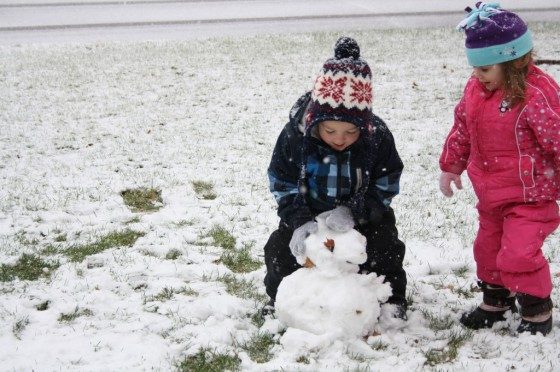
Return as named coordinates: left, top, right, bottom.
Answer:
left=268, top=93, right=403, bottom=229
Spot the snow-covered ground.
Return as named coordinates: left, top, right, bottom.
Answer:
left=1, top=12, right=560, bottom=372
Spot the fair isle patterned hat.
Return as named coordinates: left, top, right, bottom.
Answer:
left=305, top=37, right=374, bottom=134
left=457, top=2, right=533, bottom=67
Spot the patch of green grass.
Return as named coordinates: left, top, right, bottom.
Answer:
left=241, top=332, right=275, bottom=363
left=217, top=274, right=267, bottom=302
left=221, top=242, right=261, bottom=273
left=54, top=233, right=67, bottom=243
left=0, top=253, right=59, bottom=282
left=250, top=311, right=265, bottom=328
left=13, top=316, right=30, bottom=340
left=154, top=287, right=175, bottom=301
left=145, top=286, right=198, bottom=303
left=63, top=229, right=145, bottom=262
left=370, top=339, right=389, bottom=351
left=42, top=244, right=60, bottom=255
left=58, top=307, right=94, bottom=323
left=208, top=226, right=236, bottom=250
left=165, top=249, right=182, bottom=260
left=421, top=309, right=455, bottom=332
left=140, top=249, right=159, bottom=258
left=177, top=349, right=241, bottom=372
left=430, top=280, right=476, bottom=299
left=15, top=232, right=39, bottom=246
left=120, top=187, right=163, bottom=212
left=296, top=355, right=310, bottom=364
left=192, top=180, right=217, bottom=200
left=424, top=329, right=472, bottom=366
left=125, top=216, right=142, bottom=224
left=451, top=265, right=470, bottom=279
left=182, top=287, right=198, bottom=297
left=347, top=351, right=371, bottom=364
left=36, top=300, right=50, bottom=311
left=172, top=219, right=196, bottom=227
left=452, top=285, right=477, bottom=299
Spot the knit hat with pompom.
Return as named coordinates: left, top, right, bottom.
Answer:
left=305, top=37, right=374, bottom=134
left=457, top=2, right=533, bottom=67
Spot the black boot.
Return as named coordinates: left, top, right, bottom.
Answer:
left=460, top=304, right=517, bottom=329
left=261, top=298, right=275, bottom=317
left=517, top=315, right=553, bottom=335
left=460, top=281, right=517, bottom=330
left=516, top=293, right=553, bottom=335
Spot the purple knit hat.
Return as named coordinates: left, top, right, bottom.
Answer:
left=305, top=37, right=374, bottom=134
left=457, top=2, right=533, bottom=66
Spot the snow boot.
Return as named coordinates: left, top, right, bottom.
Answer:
left=460, top=304, right=517, bottom=329
left=517, top=315, right=553, bottom=335
left=516, top=293, right=553, bottom=335
left=460, top=281, right=517, bottom=330
left=261, top=298, right=275, bottom=317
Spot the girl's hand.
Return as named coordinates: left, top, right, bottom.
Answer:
left=439, top=172, right=463, bottom=197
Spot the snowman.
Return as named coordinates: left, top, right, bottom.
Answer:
left=275, top=207, right=392, bottom=338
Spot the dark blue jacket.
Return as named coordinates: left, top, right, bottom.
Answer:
left=268, top=92, right=403, bottom=229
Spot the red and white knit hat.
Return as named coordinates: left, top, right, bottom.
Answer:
left=306, top=37, right=374, bottom=133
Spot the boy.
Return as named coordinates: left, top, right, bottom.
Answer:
left=263, top=37, right=408, bottom=319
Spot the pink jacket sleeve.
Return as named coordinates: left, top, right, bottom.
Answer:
left=525, top=78, right=560, bottom=172
left=439, top=84, right=471, bottom=175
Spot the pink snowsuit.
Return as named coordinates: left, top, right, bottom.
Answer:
left=440, top=64, right=560, bottom=298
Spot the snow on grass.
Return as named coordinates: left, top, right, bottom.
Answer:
left=1, top=23, right=560, bottom=370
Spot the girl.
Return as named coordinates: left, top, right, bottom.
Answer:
left=263, top=37, right=408, bottom=319
left=439, top=3, right=560, bottom=335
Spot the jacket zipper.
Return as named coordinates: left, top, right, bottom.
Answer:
left=355, top=167, right=362, bottom=193
left=475, top=96, right=487, bottom=170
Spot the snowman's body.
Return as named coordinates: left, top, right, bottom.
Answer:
left=275, top=215, right=392, bottom=338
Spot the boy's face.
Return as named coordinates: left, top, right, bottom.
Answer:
left=318, top=120, right=360, bottom=151
left=472, top=64, right=504, bottom=91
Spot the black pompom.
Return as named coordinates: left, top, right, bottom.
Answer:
left=334, top=37, right=360, bottom=59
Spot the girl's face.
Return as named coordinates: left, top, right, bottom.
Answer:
left=318, top=120, right=360, bottom=151
left=472, top=64, right=504, bottom=91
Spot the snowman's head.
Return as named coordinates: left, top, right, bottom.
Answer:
left=302, top=215, right=367, bottom=273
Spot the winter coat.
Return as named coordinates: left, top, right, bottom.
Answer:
left=440, top=64, right=560, bottom=209
left=268, top=92, right=403, bottom=229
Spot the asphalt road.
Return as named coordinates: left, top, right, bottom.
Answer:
left=0, top=0, right=559, bottom=44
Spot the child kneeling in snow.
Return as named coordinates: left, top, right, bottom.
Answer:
left=263, top=36, right=407, bottom=319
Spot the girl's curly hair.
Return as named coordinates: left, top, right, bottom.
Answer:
left=502, top=51, right=534, bottom=107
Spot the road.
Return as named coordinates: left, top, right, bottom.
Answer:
left=0, top=0, right=559, bottom=44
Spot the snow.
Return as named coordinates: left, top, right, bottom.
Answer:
left=275, top=214, right=391, bottom=339
left=1, top=5, right=560, bottom=372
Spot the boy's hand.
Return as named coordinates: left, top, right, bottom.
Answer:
left=319, top=206, right=354, bottom=232
left=439, top=172, right=462, bottom=197
left=289, top=221, right=318, bottom=257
